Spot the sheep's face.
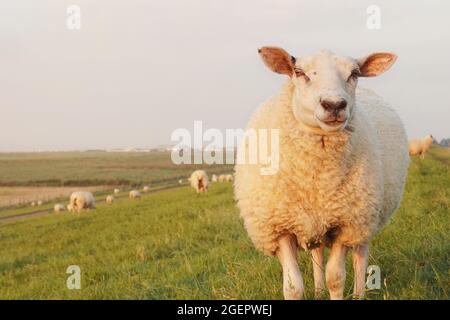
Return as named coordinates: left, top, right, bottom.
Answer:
left=292, top=51, right=359, bottom=132
left=258, top=47, right=397, bottom=133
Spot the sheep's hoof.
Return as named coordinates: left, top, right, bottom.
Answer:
left=314, top=288, right=327, bottom=300
left=283, top=288, right=303, bottom=300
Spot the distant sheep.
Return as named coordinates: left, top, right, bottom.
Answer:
left=114, top=188, right=120, bottom=195
left=226, top=174, right=234, bottom=182
left=129, top=190, right=141, bottom=199
left=189, top=170, right=209, bottom=193
left=218, top=174, right=226, bottom=183
left=409, top=134, right=433, bottom=159
left=31, top=201, right=36, bottom=207
left=106, top=195, right=115, bottom=204
left=211, top=174, right=218, bottom=182
left=37, top=200, right=43, bottom=206
left=143, top=186, right=150, bottom=193
left=67, top=191, right=96, bottom=213
left=178, top=179, right=183, bottom=184
left=54, top=203, right=65, bottom=212
left=235, top=47, right=409, bottom=300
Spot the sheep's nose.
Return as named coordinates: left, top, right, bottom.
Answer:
left=320, top=98, right=347, bottom=111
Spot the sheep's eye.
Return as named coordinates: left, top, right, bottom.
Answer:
left=295, top=68, right=310, bottom=82
left=348, top=69, right=360, bottom=82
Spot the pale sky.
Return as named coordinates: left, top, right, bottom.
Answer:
left=1, top=0, right=449, bottom=151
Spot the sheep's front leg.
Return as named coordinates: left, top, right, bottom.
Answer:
left=310, top=244, right=325, bottom=297
left=326, top=242, right=348, bottom=300
left=276, top=234, right=304, bottom=300
left=352, top=244, right=369, bottom=299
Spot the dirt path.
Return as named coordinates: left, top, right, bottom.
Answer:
left=0, top=184, right=185, bottom=224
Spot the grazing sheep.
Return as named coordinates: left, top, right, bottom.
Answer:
left=67, top=191, right=96, bottom=213
left=178, top=179, right=183, bottom=184
left=54, top=203, right=65, bottom=213
left=31, top=201, right=36, bottom=207
left=129, top=190, right=141, bottom=199
left=211, top=174, right=218, bottom=182
left=235, top=47, right=409, bottom=300
left=114, top=188, right=120, bottom=195
left=409, top=134, right=433, bottom=159
left=226, top=174, right=234, bottom=182
left=37, top=200, right=43, bottom=206
left=143, top=186, right=150, bottom=193
left=218, top=174, right=226, bottom=183
left=106, top=195, right=115, bottom=204
left=189, top=170, right=209, bottom=193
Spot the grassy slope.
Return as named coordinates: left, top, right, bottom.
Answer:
left=0, top=150, right=448, bottom=299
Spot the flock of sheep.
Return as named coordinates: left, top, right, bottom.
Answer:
left=30, top=170, right=233, bottom=214
left=29, top=187, right=137, bottom=213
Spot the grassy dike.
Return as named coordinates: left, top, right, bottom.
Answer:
left=0, top=149, right=448, bottom=299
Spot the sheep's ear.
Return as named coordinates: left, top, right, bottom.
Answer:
left=258, top=46, right=296, bottom=76
left=358, top=52, right=397, bottom=77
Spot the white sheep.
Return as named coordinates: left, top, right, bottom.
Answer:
left=31, top=201, right=36, bottom=207
left=211, top=174, right=218, bottom=182
left=409, top=134, right=433, bottom=159
left=143, top=186, right=150, bottom=193
left=225, top=174, right=234, bottom=182
left=37, top=200, right=43, bottom=206
left=67, top=191, right=96, bottom=213
left=129, top=190, right=142, bottom=199
left=188, top=170, right=209, bottom=193
left=54, top=203, right=65, bottom=212
left=218, top=174, right=226, bottom=183
left=178, top=179, right=183, bottom=184
left=235, top=47, right=409, bottom=300
left=114, top=188, right=120, bottom=195
left=106, top=195, right=115, bottom=204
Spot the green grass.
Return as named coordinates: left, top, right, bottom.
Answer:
left=0, top=149, right=448, bottom=299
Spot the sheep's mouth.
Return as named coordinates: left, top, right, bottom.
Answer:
left=315, top=116, right=346, bottom=126
left=314, top=115, right=347, bottom=132
left=323, top=119, right=345, bottom=126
